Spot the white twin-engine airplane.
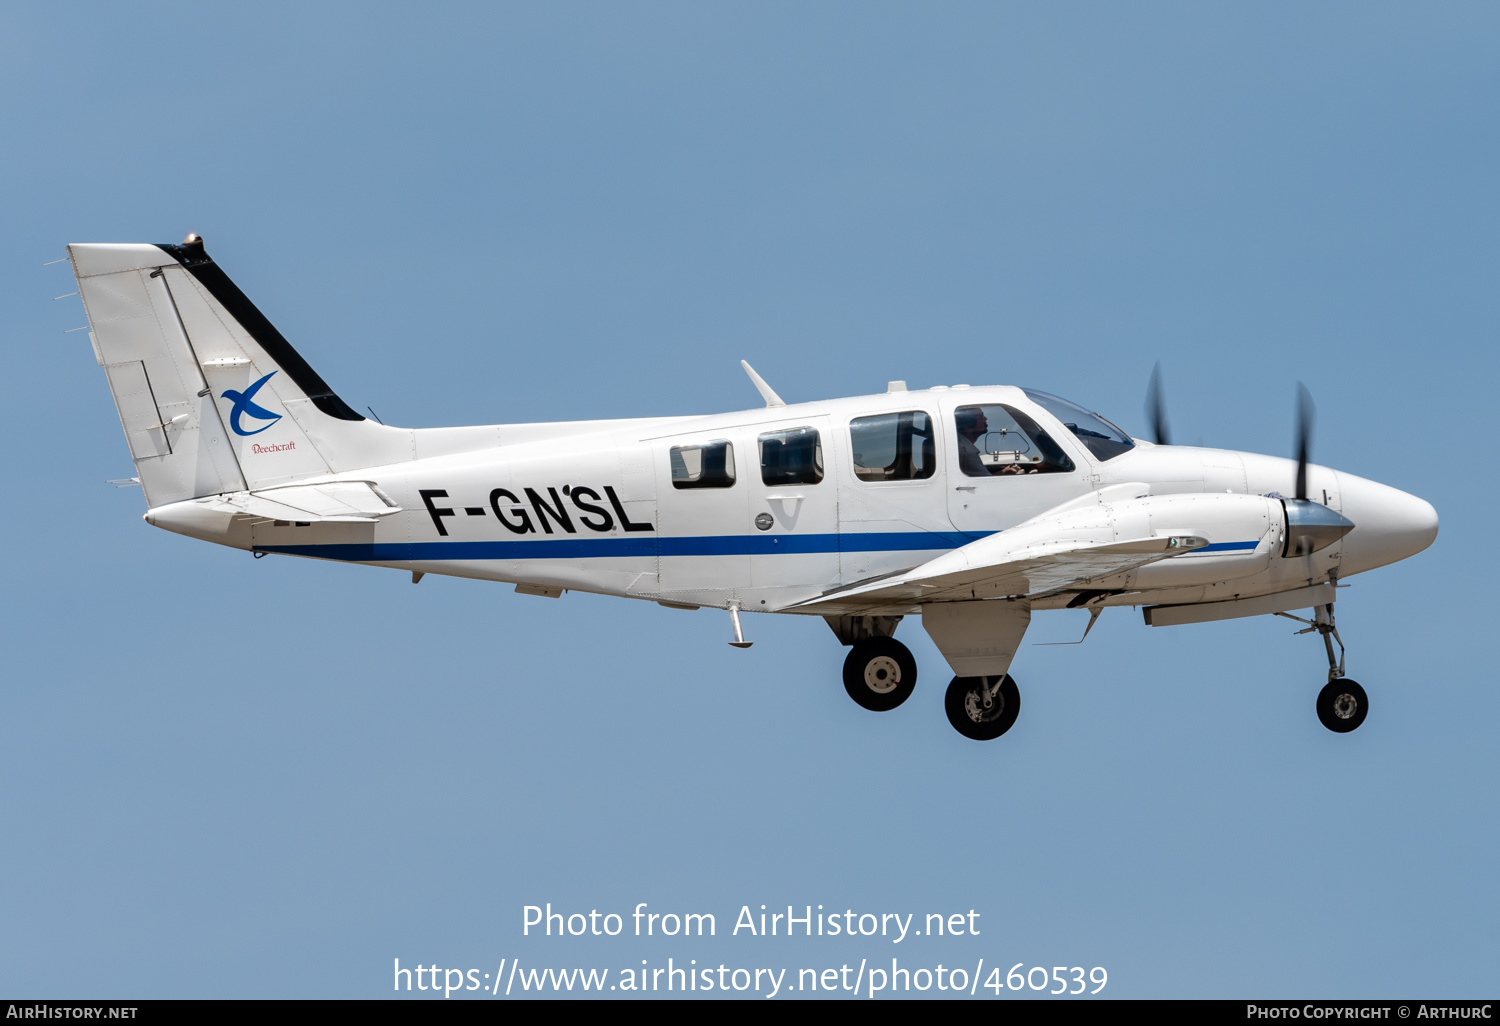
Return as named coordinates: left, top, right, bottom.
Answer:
left=68, top=236, right=1438, bottom=740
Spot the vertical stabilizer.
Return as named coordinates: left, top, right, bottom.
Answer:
left=70, top=237, right=407, bottom=507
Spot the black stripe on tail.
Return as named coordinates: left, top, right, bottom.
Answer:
left=156, top=238, right=364, bottom=422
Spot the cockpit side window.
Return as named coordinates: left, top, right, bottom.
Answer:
left=954, top=404, right=1076, bottom=477
left=1022, top=389, right=1135, bottom=462
left=760, top=426, right=824, bottom=486
left=849, top=411, right=935, bottom=481
left=670, top=439, right=736, bottom=489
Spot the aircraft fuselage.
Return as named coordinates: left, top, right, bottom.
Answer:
left=144, top=384, right=1436, bottom=618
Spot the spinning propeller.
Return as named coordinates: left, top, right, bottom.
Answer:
left=1142, top=365, right=1352, bottom=553
left=1293, top=381, right=1314, bottom=501
left=1145, top=362, right=1170, bottom=446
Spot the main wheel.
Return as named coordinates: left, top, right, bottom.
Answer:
left=945, top=674, right=1021, bottom=740
left=842, top=637, right=917, bottom=711
left=1317, top=678, right=1368, bottom=733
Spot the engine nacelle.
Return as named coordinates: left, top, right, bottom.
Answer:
left=990, top=490, right=1285, bottom=591
left=1117, top=492, right=1282, bottom=589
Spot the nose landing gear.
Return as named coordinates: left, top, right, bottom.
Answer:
left=1277, top=599, right=1368, bottom=733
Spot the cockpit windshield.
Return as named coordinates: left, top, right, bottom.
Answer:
left=1022, top=389, right=1136, bottom=462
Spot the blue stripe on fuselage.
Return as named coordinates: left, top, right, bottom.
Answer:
left=251, top=531, right=1263, bottom=562
left=254, top=531, right=983, bottom=562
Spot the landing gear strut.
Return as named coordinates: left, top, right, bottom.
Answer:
left=1277, top=599, right=1367, bottom=733
left=944, top=674, right=1021, bottom=741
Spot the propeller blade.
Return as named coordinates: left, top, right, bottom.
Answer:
left=1294, top=382, right=1315, bottom=501
left=1145, top=362, right=1171, bottom=445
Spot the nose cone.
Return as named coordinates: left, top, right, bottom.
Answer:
left=1337, top=471, right=1439, bottom=575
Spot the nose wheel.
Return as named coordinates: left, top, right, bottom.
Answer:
left=1278, top=597, right=1368, bottom=733
left=842, top=637, right=917, bottom=711
left=1317, top=678, right=1368, bottom=733
left=944, top=674, right=1021, bottom=740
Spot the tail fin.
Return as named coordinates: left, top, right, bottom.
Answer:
left=70, top=236, right=396, bottom=507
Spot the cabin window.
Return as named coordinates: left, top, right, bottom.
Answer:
left=670, top=439, right=737, bottom=489
left=849, top=411, right=936, bottom=481
left=954, top=404, right=1076, bottom=477
left=1022, top=389, right=1135, bottom=461
left=759, top=426, right=824, bottom=486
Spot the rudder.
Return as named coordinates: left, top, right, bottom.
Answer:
left=70, top=236, right=398, bottom=507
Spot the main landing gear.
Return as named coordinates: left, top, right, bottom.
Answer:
left=840, top=641, right=1024, bottom=740
left=843, top=637, right=917, bottom=711
left=1278, top=599, right=1367, bottom=733
left=944, top=674, right=1021, bottom=741
left=827, top=616, right=1021, bottom=739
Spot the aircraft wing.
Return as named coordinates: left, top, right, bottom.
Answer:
left=789, top=486, right=1286, bottom=615
left=791, top=533, right=1199, bottom=614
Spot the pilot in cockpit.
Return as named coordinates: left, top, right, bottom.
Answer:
left=957, top=406, right=1026, bottom=476
left=956, top=406, right=989, bottom=476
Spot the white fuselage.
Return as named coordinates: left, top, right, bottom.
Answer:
left=145, top=383, right=1438, bottom=618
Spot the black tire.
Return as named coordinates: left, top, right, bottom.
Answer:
left=1317, top=678, right=1368, bottom=733
left=842, top=637, right=917, bottom=711
left=945, top=674, right=1021, bottom=740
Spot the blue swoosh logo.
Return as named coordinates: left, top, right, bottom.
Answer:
left=221, top=371, right=282, bottom=436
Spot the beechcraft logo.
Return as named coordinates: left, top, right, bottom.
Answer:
left=221, top=371, right=283, bottom=436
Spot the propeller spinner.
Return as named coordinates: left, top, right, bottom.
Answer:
left=1283, top=382, right=1354, bottom=556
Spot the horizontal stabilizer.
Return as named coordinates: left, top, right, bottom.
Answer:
left=198, top=480, right=400, bottom=523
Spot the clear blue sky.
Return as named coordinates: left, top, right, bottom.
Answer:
left=2, top=2, right=1496, bottom=999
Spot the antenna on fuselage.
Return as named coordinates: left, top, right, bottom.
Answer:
left=740, top=360, right=786, bottom=408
